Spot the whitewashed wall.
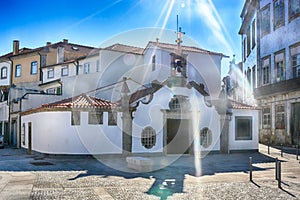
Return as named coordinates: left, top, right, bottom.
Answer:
left=229, top=109, right=259, bottom=151
left=21, top=111, right=123, bottom=154
left=132, top=86, right=221, bottom=153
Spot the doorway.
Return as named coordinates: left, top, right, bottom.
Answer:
left=291, top=103, right=300, bottom=145
left=11, top=119, right=17, bottom=146
left=28, top=122, right=32, bottom=154
left=166, top=119, right=190, bottom=154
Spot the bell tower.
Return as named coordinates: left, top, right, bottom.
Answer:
left=168, top=15, right=188, bottom=88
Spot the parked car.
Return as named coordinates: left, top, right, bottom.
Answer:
left=0, top=135, right=4, bottom=148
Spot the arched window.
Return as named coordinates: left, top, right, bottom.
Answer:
left=141, top=126, right=156, bottom=149
left=200, top=127, right=212, bottom=148
left=1, top=67, right=7, bottom=79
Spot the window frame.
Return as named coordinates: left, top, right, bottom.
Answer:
left=1, top=67, right=7, bottom=79
left=15, top=64, right=22, bottom=77
left=61, top=65, right=69, bottom=76
left=261, top=4, right=271, bottom=37
left=108, top=111, right=117, bottom=126
left=152, top=55, right=156, bottom=71
left=96, top=60, right=100, bottom=72
left=290, top=43, right=300, bottom=78
left=235, top=116, right=253, bottom=140
left=262, top=107, right=271, bottom=129
left=141, top=126, right=156, bottom=149
left=88, top=110, right=103, bottom=125
left=262, top=56, right=271, bottom=85
left=275, top=105, right=285, bottom=129
left=251, top=20, right=256, bottom=49
left=47, top=68, right=54, bottom=79
left=273, top=0, right=285, bottom=30
left=246, top=27, right=251, bottom=56
left=200, top=127, right=212, bottom=148
left=289, top=0, right=300, bottom=21
left=84, top=63, right=90, bottom=74
left=30, top=61, right=38, bottom=75
left=71, top=111, right=81, bottom=126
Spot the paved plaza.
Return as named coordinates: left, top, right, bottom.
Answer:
left=0, top=144, right=299, bottom=199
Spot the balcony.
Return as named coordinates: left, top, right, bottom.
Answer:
left=254, top=77, right=300, bottom=98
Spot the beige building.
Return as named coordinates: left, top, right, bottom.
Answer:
left=7, top=39, right=95, bottom=147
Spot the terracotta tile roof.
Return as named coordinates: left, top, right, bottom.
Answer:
left=104, top=43, right=144, bottom=55
left=229, top=99, right=259, bottom=110
left=43, top=94, right=117, bottom=109
left=0, top=48, right=32, bottom=60
left=7, top=41, right=96, bottom=59
left=145, top=41, right=227, bottom=57
left=129, top=81, right=165, bottom=104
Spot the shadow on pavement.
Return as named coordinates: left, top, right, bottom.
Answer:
left=0, top=147, right=276, bottom=200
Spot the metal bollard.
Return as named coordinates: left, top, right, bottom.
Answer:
left=277, top=161, right=281, bottom=189
left=281, top=144, right=283, bottom=157
left=296, top=145, right=299, bottom=160
left=268, top=141, right=270, bottom=155
left=249, top=157, right=252, bottom=181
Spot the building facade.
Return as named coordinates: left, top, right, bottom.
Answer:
left=239, top=0, right=300, bottom=145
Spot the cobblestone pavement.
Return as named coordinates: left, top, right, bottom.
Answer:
left=0, top=144, right=299, bottom=199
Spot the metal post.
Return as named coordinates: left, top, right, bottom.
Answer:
left=249, top=157, right=253, bottom=181
left=268, top=141, right=270, bottom=155
left=281, top=144, right=283, bottom=157
left=296, top=145, right=299, bottom=160
left=278, top=161, right=281, bottom=188
left=275, top=158, right=278, bottom=180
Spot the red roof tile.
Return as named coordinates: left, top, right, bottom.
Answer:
left=42, top=94, right=117, bottom=109
left=145, top=41, right=227, bottom=57
left=229, top=99, right=259, bottom=110
left=104, top=43, right=144, bottom=54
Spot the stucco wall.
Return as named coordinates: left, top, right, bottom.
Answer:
left=229, top=109, right=259, bottom=150
left=131, top=86, right=221, bottom=153
left=21, top=111, right=123, bottom=155
left=11, top=54, right=40, bottom=84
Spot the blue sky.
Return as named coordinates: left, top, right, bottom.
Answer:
left=0, top=0, right=244, bottom=70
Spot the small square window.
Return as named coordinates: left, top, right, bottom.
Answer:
left=61, top=66, right=69, bottom=76
left=47, top=68, right=54, bottom=78
left=15, top=64, right=22, bottom=77
left=84, top=63, right=90, bottom=74
left=31, top=61, right=38, bottom=75
left=71, top=111, right=80, bottom=126
left=88, top=111, right=103, bottom=125
left=235, top=116, right=252, bottom=140
left=108, top=112, right=117, bottom=126
left=1, top=67, right=7, bottom=79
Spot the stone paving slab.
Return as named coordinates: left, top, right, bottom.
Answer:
left=0, top=144, right=299, bottom=199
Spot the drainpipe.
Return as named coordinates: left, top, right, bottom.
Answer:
left=8, top=57, right=14, bottom=145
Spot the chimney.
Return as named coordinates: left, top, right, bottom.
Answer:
left=13, top=40, right=19, bottom=55
left=46, top=42, right=51, bottom=46
left=63, top=39, right=68, bottom=44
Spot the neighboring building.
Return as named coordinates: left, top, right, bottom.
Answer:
left=21, top=94, right=122, bottom=154
left=239, top=0, right=300, bottom=145
left=6, top=39, right=95, bottom=147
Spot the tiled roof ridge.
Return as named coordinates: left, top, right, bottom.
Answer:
left=229, top=98, right=259, bottom=110
left=147, top=41, right=226, bottom=56
left=42, top=93, right=116, bottom=109
left=105, top=43, right=143, bottom=50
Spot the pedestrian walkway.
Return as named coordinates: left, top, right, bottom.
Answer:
left=0, top=144, right=299, bottom=199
